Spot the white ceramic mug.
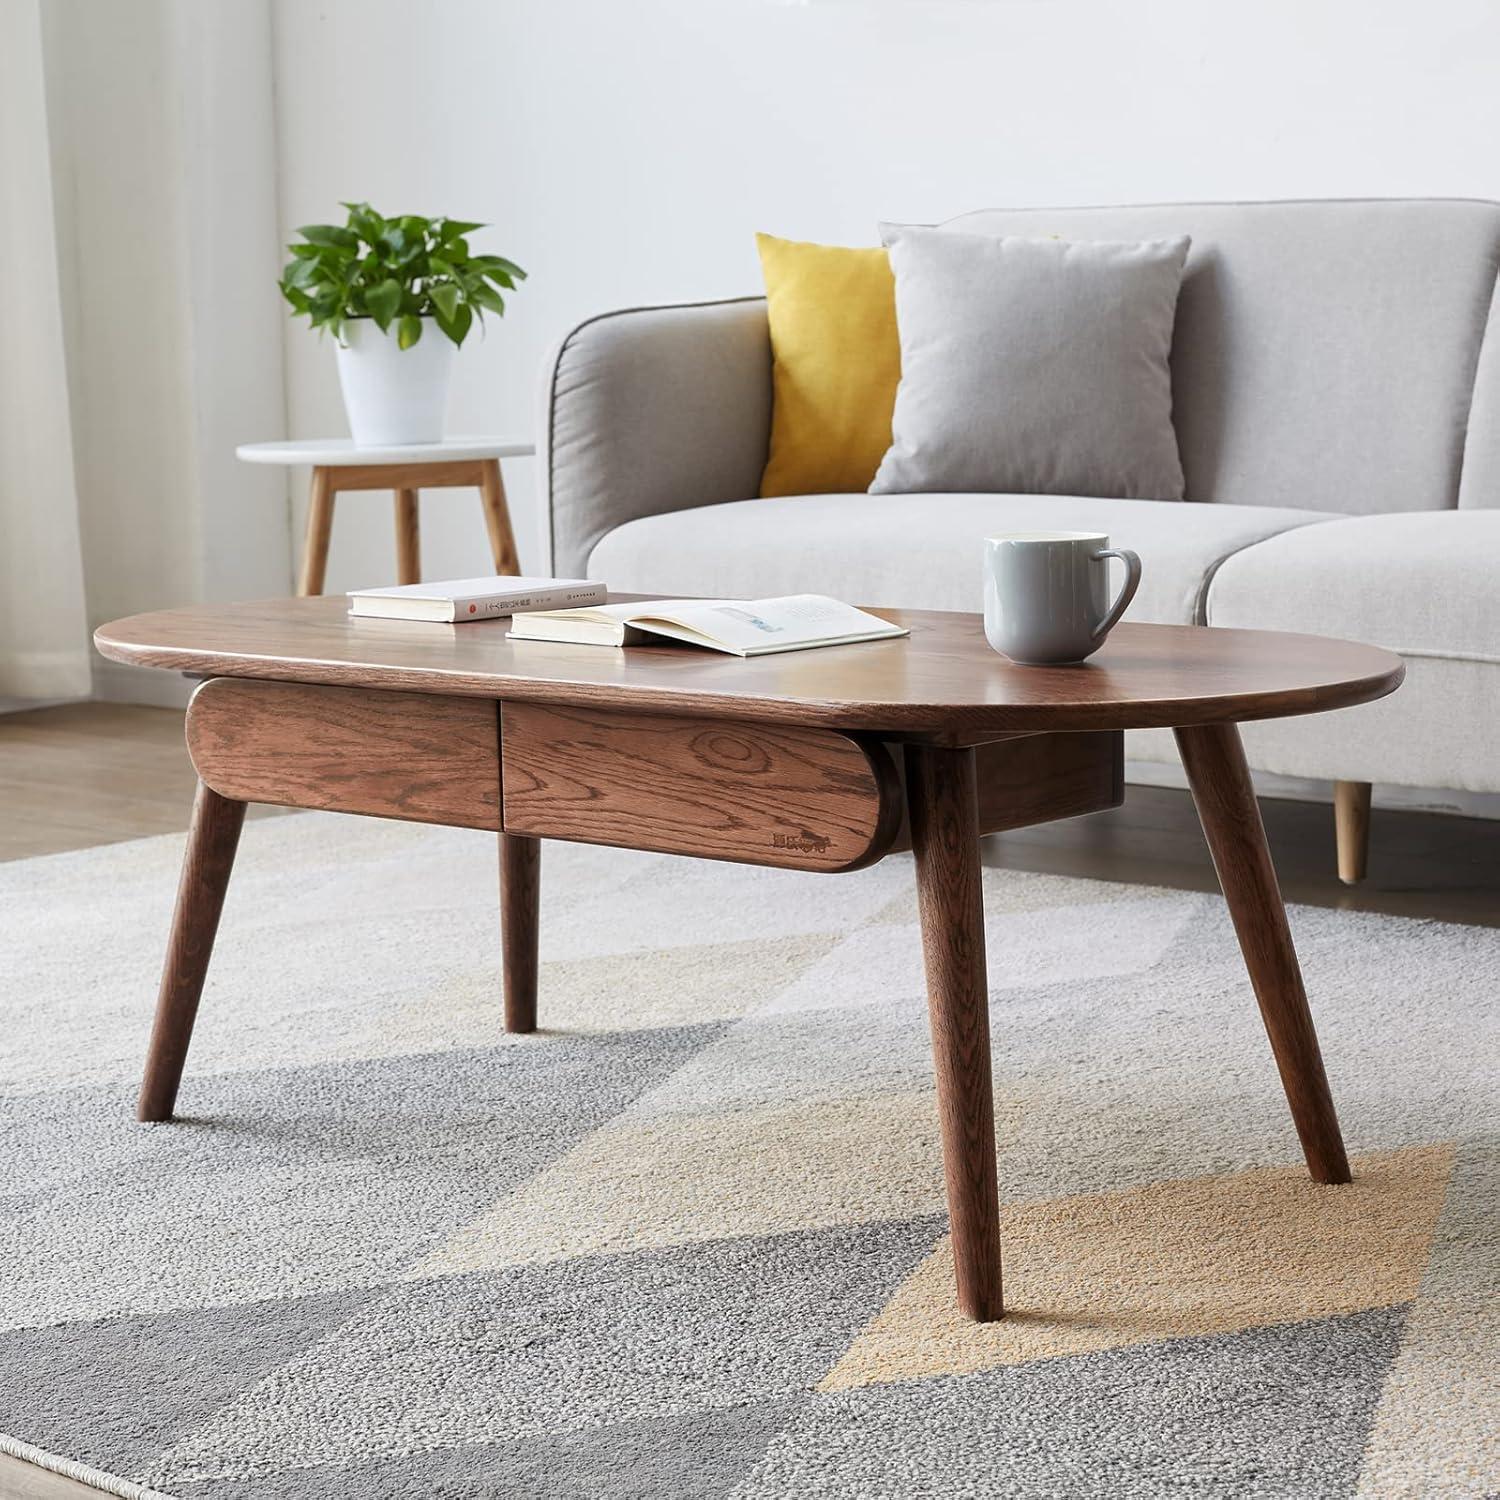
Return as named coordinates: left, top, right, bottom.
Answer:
left=983, top=531, right=1142, bottom=665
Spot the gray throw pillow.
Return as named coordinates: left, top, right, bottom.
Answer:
left=870, top=225, right=1189, bottom=499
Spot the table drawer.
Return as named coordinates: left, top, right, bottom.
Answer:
left=187, top=678, right=501, bottom=830
left=500, top=702, right=902, bottom=871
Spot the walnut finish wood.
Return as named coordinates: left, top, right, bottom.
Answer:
left=479, top=458, right=521, bottom=575
left=906, top=744, right=1004, bottom=1321
left=95, top=598, right=1405, bottom=739
left=298, top=469, right=336, bottom=596
left=137, top=781, right=246, bottom=1121
left=1335, top=779, right=1372, bottom=885
left=394, top=489, right=421, bottom=584
left=501, top=702, right=901, bottom=871
left=186, top=678, right=500, bottom=830
left=1175, top=723, right=1351, bottom=1185
left=886, top=731, right=1122, bottom=852
left=501, top=834, right=540, bottom=1032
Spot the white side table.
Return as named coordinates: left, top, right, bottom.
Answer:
left=237, top=437, right=534, bottom=595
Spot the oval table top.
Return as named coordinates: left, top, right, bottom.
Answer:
left=95, top=596, right=1403, bottom=739
left=236, top=437, right=533, bottom=466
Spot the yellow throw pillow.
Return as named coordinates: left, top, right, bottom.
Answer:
left=756, top=232, right=900, bottom=497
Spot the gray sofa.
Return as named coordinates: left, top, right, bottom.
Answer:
left=540, top=199, right=1500, bottom=877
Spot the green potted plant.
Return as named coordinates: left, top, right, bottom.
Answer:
left=280, top=203, right=526, bottom=446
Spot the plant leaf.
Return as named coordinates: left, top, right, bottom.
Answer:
left=429, top=282, right=460, bottom=321
left=473, top=254, right=527, bottom=282
left=469, top=281, right=506, bottom=315
left=434, top=301, right=473, bottom=347
left=296, top=223, right=360, bottom=251
left=437, top=217, right=485, bottom=241
left=397, top=314, right=423, bottom=350
left=284, top=256, right=324, bottom=289
left=365, top=277, right=402, bottom=331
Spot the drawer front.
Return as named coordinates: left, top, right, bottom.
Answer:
left=187, top=678, right=500, bottom=829
left=501, top=702, right=901, bottom=871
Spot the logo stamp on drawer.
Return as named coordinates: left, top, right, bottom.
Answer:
left=772, top=831, right=831, bottom=854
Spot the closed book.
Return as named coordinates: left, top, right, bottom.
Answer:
left=348, top=577, right=606, bottom=623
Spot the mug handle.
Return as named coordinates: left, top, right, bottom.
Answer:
left=1090, top=548, right=1142, bottom=639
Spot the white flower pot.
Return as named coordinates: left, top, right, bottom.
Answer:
left=335, top=316, right=455, bottom=446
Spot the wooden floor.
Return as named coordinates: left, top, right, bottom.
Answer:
left=0, top=700, right=1496, bottom=1499
left=0, top=702, right=283, bottom=862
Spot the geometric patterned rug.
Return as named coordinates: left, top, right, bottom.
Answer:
left=1, top=811, right=1495, bottom=1498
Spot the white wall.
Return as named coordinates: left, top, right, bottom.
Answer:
left=270, top=0, right=1500, bottom=589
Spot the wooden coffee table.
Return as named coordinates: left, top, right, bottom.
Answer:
left=94, top=598, right=1403, bottom=1322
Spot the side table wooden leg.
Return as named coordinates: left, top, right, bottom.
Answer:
left=137, top=782, right=247, bottom=1122
left=479, top=459, right=521, bottom=576
left=299, top=467, right=336, bottom=596
left=395, top=488, right=421, bottom=584
left=1175, top=723, right=1351, bottom=1184
left=501, top=833, right=540, bottom=1032
left=906, top=744, right=1004, bottom=1321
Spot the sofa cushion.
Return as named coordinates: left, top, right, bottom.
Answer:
left=1207, top=512, right=1500, bottom=791
left=940, top=200, right=1500, bottom=516
left=587, top=493, right=1336, bottom=626
left=756, top=233, right=900, bottom=497
left=870, top=227, right=1189, bottom=501
left=1208, top=511, right=1500, bottom=661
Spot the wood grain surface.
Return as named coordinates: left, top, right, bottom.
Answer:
left=394, top=489, right=421, bottom=584
left=1334, top=779, right=1372, bottom=885
left=298, top=470, right=335, bottom=597
left=323, top=458, right=487, bottom=491
left=882, top=732, right=1122, bottom=851
left=1175, top=723, right=1351, bottom=1184
left=501, top=702, right=902, bottom=871
left=970, top=730, right=1122, bottom=834
left=906, top=743, right=1004, bottom=1321
left=137, top=781, right=246, bottom=1122
left=94, top=597, right=1404, bottom=738
left=186, top=678, right=501, bottom=830
left=501, top=833, right=540, bottom=1032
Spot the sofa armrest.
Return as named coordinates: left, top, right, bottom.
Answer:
left=540, top=297, right=772, bottom=575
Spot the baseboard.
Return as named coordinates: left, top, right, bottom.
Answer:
left=90, top=660, right=195, bottom=710
left=1126, top=760, right=1500, bottom=822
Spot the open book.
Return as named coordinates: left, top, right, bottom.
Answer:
left=507, top=594, right=909, bottom=657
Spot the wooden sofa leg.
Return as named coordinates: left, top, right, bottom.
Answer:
left=1334, top=781, right=1372, bottom=885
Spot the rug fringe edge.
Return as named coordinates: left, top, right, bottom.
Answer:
left=0, top=1432, right=176, bottom=1500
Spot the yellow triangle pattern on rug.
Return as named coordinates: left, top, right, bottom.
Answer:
left=821, top=1143, right=1454, bottom=1389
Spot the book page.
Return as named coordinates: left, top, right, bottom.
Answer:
left=635, top=595, right=896, bottom=651
left=542, top=599, right=702, bottom=625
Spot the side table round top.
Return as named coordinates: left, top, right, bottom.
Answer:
left=236, top=437, right=534, bottom=466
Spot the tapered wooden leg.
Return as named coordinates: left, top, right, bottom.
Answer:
left=137, top=782, right=247, bottom=1121
left=1334, top=780, right=1372, bottom=885
left=394, top=489, right=421, bottom=584
left=479, top=459, right=521, bottom=576
left=298, top=467, right=336, bottom=596
left=501, top=833, right=540, bottom=1032
left=1175, top=724, right=1351, bottom=1184
left=906, top=744, right=1004, bottom=1321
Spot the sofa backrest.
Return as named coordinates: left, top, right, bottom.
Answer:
left=945, top=200, right=1500, bottom=514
